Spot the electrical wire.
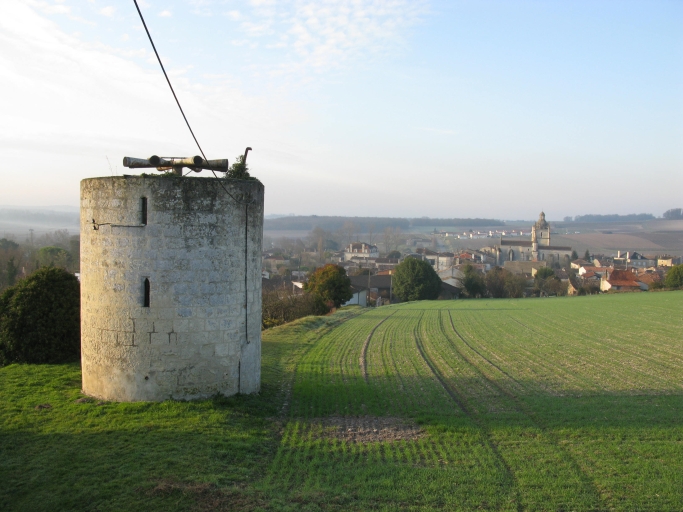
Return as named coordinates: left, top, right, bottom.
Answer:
left=133, top=0, right=253, bottom=345
left=132, top=0, right=255, bottom=206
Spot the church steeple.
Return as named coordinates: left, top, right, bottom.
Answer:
left=534, top=211, right=550, bottom=246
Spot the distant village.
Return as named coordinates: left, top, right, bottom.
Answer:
left=262, top=212, right=681, bottom=307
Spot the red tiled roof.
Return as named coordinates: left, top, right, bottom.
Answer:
left=637, top=273, right=661, bottom=284
left=606, top=270, right=640, bottom=288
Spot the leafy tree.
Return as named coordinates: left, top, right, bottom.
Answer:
left=485, top=267, right=508, bottom=298
left=578, top=283, right=600, bottom=295
left=5, top=258, right=18, bottom=287
left=387, top=250, right=401, bottom=259
left=584, top=249, right=591, bottom=260
left=571, top=250, right=579, bottom=260
left=0, top=238, right=19, bottom=251
left=459, top=264, right=486, bottom=298
left=649, top=280, right=665, bottom=291
left=665, top=264, right=683, bottom=288
left=303, top=264, right=353, bottom=308
left=0, top=239, right=24, bottom=292
left=663, top=208, right=683, bottom=220
left=534, top=267, right=566, bottom=296
left=546, top=277, right=567, bottom=296
left=504, top=273, right=528, bottom=298
left=324, top=239, right=339, bottom=251
left=37, top=246, right=70, bottom=269
left=535, top=267, right=555, bottom=280
left=392, top=257, right=442, bottom=301
left=0, top=267, right=80, bottom=365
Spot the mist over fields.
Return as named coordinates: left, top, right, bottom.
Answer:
left=0, top=206, right=79, bottom=238
left=2, top=206, right=681, bottom=256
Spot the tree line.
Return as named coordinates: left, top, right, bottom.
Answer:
left=566, top=213, right=655, bottom=223
left=265, top=215, right=504, bottom=233
left=0, top=230, right=79, bottom=293
left=261, top=257, right=683, bottom=329
left=262, top=264, right=354, bottom=329
left=457, top=265, right=590, bottom=298
left=663, top=208, right=683, bottom=220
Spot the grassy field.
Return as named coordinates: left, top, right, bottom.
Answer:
left=1, top=293, right=682, bottom=511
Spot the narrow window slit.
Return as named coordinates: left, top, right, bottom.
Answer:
left=143, top=278, right=150, bottom=307
left=141, top=197, right=148, bottom=225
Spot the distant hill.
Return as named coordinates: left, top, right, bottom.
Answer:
left=570, top=213, right=655, bottom=222
left=264, top=216, right=505, bottom=232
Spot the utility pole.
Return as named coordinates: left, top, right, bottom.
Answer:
left=367, top=264, right=372, bottom=307
left=389, top=272, right=393, bottom=304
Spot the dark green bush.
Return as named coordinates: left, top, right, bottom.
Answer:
left=0, top=267, right=80, bottom=365
left=392, top=257, right=442, bottom=301
left=262, top=290, right=329, bottom=329
left=665, top=264, right=683, bottom=289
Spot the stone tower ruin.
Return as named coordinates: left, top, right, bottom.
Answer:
left=80, top=175, right=263, bottom=401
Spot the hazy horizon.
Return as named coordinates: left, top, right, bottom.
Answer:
left=0, top=204, right=674, bottom=222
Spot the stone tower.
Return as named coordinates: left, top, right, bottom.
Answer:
left=531, top=211, right=550, bottom=260
left=80, top=176, right=264, bottom=401
left=535, top=211, right=550, bottom=246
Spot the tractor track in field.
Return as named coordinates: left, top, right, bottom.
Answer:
left=390, top=311, right=424, bottom=414
left=442, top=310, right=605, bottom=509
left=481, top=314, right=594, bottom=391
left=279, top=309, right=365, bottom=419
left=360, top=311, right=397, bottom=383
left=412, top=313, right=523, bottom=512
left=445, top=310, right=554, bottom=425
left=446, top=310, right=522, bottom=388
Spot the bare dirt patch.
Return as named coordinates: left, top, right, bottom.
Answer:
left=309, top=416, right=425, bottom=443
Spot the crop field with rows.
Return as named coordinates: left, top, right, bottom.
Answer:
left=262, top=292, right=683, bottom=511
left=2, top=292, right=682, bottom=511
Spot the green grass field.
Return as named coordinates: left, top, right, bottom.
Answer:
left=2, top=293, right=682, bottom=511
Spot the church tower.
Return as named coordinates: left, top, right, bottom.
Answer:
left=535, top=211, right=550, bottom=247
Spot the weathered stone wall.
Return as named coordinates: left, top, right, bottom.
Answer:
left=80, top=176, right=263, bottom=401
left=503, top=260, right=548, bottom=275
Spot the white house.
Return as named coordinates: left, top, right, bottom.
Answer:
left=343, top=286, right=368, bottom=307
left=344, top=242, right=379, bottom=261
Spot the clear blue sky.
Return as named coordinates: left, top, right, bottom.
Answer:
left=1, top=0, right=681, bottom=219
